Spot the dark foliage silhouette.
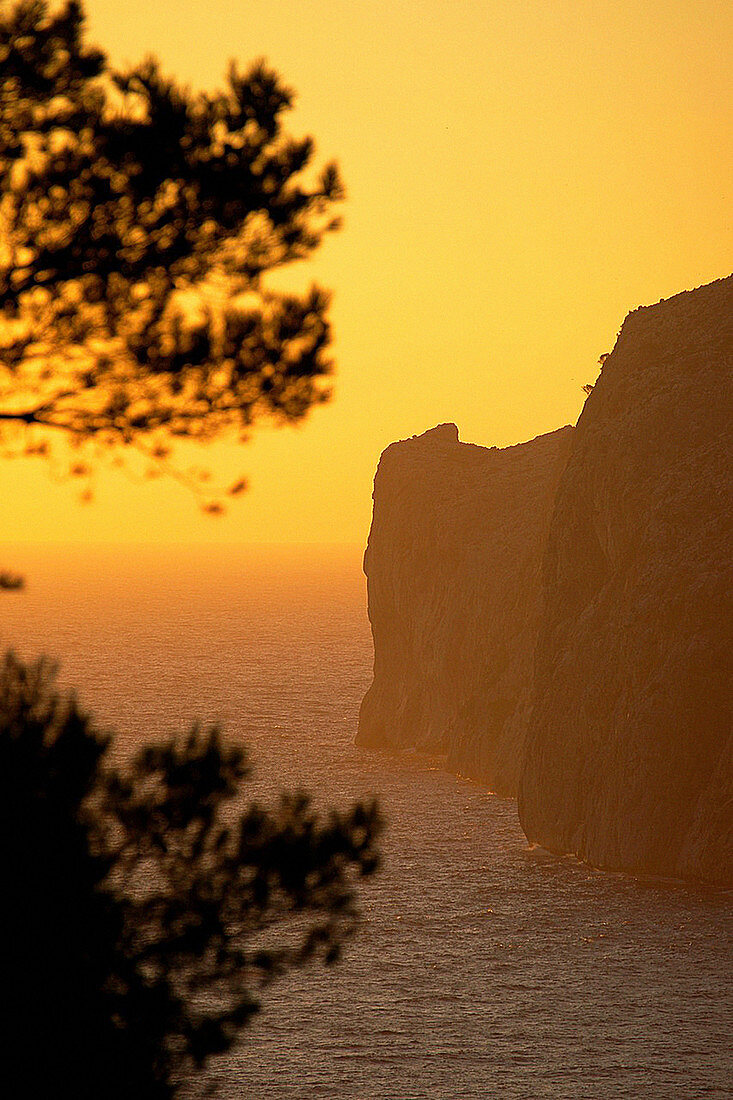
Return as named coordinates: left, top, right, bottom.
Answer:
left=0, top=568, right=24, bottom=588
left=0, top=0, right=343, bottom=500
left=2, top=653, right=381, bottom=1096
left=0, top=7, right=380, bottom=1093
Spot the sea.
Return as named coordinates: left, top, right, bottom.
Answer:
left=2, top=542, right=731, bottom=1100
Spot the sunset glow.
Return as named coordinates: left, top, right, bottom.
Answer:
left=2, top=0, right=731, bottom=545
left=2, top=3, right=731, bottom=1095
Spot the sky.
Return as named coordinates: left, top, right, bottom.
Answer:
left=2, top=0, right=731, bottom=544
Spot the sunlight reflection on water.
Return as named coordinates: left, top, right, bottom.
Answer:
left=2, top=544, right=731, bottom=1099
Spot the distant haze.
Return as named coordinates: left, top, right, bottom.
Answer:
left=3, top=0, right=731, bottom=544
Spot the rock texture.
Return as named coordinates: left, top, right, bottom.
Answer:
left=357, top=422, right=573, bottom=794
left=519, top=275, right=733, bottom=885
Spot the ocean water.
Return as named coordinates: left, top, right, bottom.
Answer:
left=2, top=543, right=731, bottom=1100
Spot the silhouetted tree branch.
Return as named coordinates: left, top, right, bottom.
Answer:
left=2, top=653, right=381, bottom=1096
left=0, top=8, right=382, bottom=1098
left=0, top=0, right=343, bottom=501
left=0, top=568, right=24, bottom=588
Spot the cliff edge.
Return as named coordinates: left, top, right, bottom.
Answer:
left=518, top=276, right=733, bottom=885
left=357, top=422, right=573, bottom=794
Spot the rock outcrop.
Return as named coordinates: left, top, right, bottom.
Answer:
left=357, top=422, right=573, bottom=794
left=519, top=275, right=733, bottom=885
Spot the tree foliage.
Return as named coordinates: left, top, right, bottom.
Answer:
left=2, top=652, right=381, bottom=1096
left=0, top=11, right=379, bottom=1094
left=0, top=0, right=343, bottom=496
left=0, top=567, right=24, bottom=587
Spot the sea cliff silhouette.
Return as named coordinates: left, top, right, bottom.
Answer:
left=357, top=422, right=573, bottom=795
left=519, top=275, right=732, bottom=885
left=360, top=274, right=732, bottom=886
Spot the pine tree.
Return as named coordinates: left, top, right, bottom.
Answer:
left=2, top=653, right=380, bottom=1097
left=0, top=0, right=344, bottom=499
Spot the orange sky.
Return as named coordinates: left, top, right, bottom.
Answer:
left=2, top=0, right=731, bottom=544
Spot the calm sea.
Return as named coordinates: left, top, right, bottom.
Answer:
left=2, top=543, right=731, bottom=1100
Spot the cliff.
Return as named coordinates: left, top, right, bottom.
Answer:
left=518, top=275, right=733, bottom=885
left=357, top=422, right=573, bottom=794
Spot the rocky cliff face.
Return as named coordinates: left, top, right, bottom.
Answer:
left=357, top=422, right=573, bottom=794
left=518, top=276, right=733, bottom=885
